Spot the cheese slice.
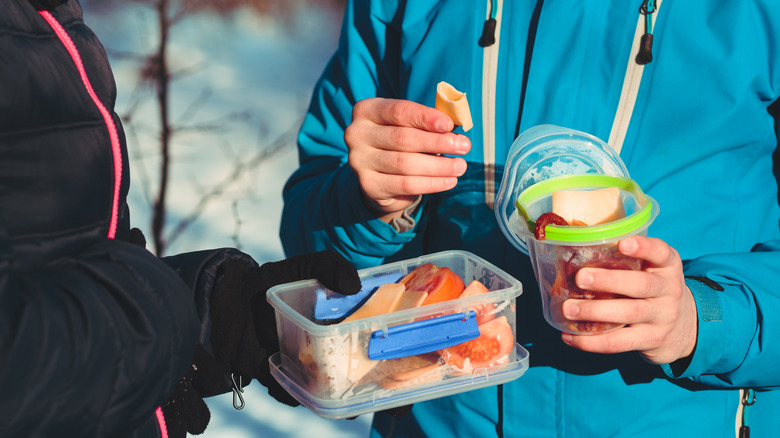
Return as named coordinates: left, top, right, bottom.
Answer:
left=552, top=187, right=626, bottom=226
left=394, top=290, right=428, bottom=312
left=341, top=283, right=406, bottom=323
left=435, top=81, right=473, bottom=132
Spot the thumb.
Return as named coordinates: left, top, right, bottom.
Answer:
left=254, top=251, right=361, bottom=295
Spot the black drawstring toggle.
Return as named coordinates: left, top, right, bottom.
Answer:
left=479, top=18, right=497, bottom=47
left=636, top=33, right=654, bottom=64
left=636, top=0, right=656, bottom=65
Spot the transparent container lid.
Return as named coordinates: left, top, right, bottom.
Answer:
left=495, top=125, right=630, bottom=254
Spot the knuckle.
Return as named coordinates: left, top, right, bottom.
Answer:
left=659, top=244, right=674, bottom=263
left=646, top=330, right=665, bottom=349
left=398, top=177, right=416, bottom=195
left=435, top=135, right=455, bottom=154
left=389, top=152, right=411, bottom=173
left=627, top=303, right=646, bottom=323
left=390, top=127, right=413, bottom=149
left=605, top=335, right=625, bottom=353
left=388, top=100, right=412, bottom=126
left=347, top=152, right=361, bottom=171
left=352, top=98, right=375, bottom=120
left=344, top=124, right=359, bottom=148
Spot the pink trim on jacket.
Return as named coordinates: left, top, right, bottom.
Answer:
left=37, top=10, right=166, bottom=437
left=155, top=406, right=170, bottom=438
left=38, top=10, right=123, bottom=240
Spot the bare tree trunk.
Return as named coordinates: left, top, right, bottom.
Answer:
left=93, top=0, right=344, bottom=256
left=151, top=0, right=172, bottom=256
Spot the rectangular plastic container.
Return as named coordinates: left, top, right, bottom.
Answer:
left=266, top=250, right=529, bottom=419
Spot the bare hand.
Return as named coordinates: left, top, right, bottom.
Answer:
left=559, top=235, right=698, bottom=365
left=345, top=98, right=471, bottom=221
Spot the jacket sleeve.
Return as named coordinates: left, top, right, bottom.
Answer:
left=0, top=225, right=201, bottom=436
left=661, top=240, right=780, bottom=389
left=280, top=0, right=419, bottom=269
left=160, top=247, right=257, bottom=354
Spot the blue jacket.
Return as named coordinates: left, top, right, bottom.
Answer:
left=281, top=0, right=780, bottom=436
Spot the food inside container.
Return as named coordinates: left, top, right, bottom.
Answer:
left=266, top=250, right=529, bottom=419
left=495, top=125, right=660, bottom=335
left=516, top=174, right=659, bottom=334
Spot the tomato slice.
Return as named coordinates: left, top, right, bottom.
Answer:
left=399, top=263, right=465, bottom=306
left=458, top=280, right=495, bottom=325
left=439, top=316, right=514, bottom=371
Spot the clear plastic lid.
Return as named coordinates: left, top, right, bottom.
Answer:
left=495, top=125, right=630, bottom=254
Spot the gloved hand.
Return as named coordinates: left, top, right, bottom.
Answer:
left=210, top=250, right=361, bottom=405
left=161, top=344, right=227, bottom=438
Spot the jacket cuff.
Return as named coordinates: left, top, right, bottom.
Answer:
left=661, top=276, right=725, bottom=378
left=161, top=248, right=257, bottom=347
left=388, top=195, right=423, bottom=233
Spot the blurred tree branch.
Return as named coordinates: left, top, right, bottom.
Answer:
left=84, top=0, right=343, bottom=255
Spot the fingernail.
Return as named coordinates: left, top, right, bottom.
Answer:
left=577, top=270, right=593, bottom=288
left=453, top=159, right=467, bottom=175
left=563, top=301, right=579, bottom=317
left=620, top=237, right=638, bottom=255
left=454, top=136, right=470, bottom=154
left=561, top=333, right=573, bottom=345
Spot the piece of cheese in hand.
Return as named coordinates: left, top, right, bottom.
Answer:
left=341, top=283, right=406, bottom=323
left=435, top=81, right=473, bottom=132
left=552, top=187, right=626, bottom=226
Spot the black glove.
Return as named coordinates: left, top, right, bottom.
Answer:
left=347, top=404, right=413, bottom=421
left=381, top=404, right=413, bottom=417
left=161, top=344, right=227, bottom=438
left=210, top=250, right=361, bottom=406
left=128, top=227, right=147, bottom=248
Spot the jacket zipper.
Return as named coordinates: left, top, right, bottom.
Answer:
left=607, top=0, right=663, bottom=154
left=738, top=388, right=756, bottom=438
left=38, top=10, right=123, bottom=239
left=481, top=0, right=502, bottom=209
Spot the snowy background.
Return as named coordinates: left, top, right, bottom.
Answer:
left=81, top=2, right=373, bottom=437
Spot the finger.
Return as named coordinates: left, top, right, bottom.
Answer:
left=561, top=325, right=650, bottom=355
left=128, top=227, right=147, bottom=248
left=256, top=251, right=361, bottom=295
left=618, top=235, right=677, bottom=268
left=179, top=381, right=211, bottom=434
left=361, top=173, right=459, bottom=199
left=256, top=369, right=301, bottom=407
left=354, top=97, right=454, bottom=133
left=306, top=251, right=362, bottom=294
left=562, top=297, right=655, bottom=326
left=357, top=149, right=467, bottom=178
left=575, top=268, right=662, bottom=299
left=381, top=404, right=413, bottom=417
left=348, top=123, right=470, bottom=156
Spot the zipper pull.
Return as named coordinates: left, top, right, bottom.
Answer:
left=739, top=388, right=756, bottom=438
left=479, top=0, right=497, bottom=47
left=479, top=18, right=497, bottom=47
left=636, top=0, right=656, bottom=64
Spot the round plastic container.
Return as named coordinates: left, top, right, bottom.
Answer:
left=495, top=125, right=630, bottom=254
left=518, top=174, right=658, bottom=334
left=495, top=125, right=660, bottom=334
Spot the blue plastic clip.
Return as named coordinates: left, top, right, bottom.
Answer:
left=313, top=272, right=404, bottom=322
left=368, top=311, right=480, bottom=360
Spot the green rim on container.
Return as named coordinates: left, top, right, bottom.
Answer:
left=515, top=174, right=655, bottom=243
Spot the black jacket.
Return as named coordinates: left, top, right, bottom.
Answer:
left=0, top=1, right=252, bottom=436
